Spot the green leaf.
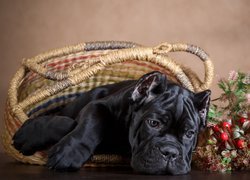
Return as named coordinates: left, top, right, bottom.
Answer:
left=233, top=131, right=241, bottom=139
left=234, top=125, right=240, bottom=131
left=235, top=89, right=244, bottom=96
left=222, top=157, right=231, bottom=165
left=243, top=121, right=250, bottom=130
left=218, top=82, right=227, bottom=91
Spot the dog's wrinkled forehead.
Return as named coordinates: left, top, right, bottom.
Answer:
left=141, top=83, right=195, bottom=121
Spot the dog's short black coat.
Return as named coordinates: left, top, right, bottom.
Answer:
left=13, top=71, right=211, bottom=175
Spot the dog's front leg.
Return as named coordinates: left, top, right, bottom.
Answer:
left=47, top=101, right=109, bottom=171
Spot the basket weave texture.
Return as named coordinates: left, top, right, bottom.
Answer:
left=2, top=41, right=214, bottom=166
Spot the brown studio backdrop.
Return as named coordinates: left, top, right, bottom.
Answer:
left=0, top=0, right=249, bottom=153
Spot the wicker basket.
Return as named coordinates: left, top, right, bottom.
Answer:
left=2, top=41, right=214, bottom=167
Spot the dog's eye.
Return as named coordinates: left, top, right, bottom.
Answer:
left=185, top=130, right=195, bottom=138
left=147, top=120, right=161, bottom=128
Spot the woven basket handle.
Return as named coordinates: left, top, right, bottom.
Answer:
left=154, top=43, right=209, bottom=61
left=22, top=41, right=140, bottom=80
left=15, top=42, right=213, bottom=120
left=153, top=42, right=214, bottom=91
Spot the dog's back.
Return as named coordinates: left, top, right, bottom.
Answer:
left=58, top=80, right=136, bottom=119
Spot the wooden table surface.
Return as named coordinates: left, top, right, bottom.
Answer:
left=0, top=153, right=249, bottom=180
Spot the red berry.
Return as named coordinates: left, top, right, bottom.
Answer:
left=248, top=144, right=250, bottom=149
left=236, top=139, right=245, bottom=149
left=239, top=117, right=246, bottom=124
left=212, top=125, right=220, bottom=132
left=220, top=132, right=229, bottom=141
left=222, top=122, right=231, bottom=129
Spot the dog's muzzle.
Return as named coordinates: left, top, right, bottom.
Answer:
left=130, top=139, right=191, bottom=175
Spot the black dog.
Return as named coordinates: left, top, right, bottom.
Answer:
left=13, top=71, right=211, bottom=175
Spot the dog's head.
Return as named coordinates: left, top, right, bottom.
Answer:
left=129, top=71, right=211, bottom=175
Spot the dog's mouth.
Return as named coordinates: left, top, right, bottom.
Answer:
left=131, top=145, right=190, bottom=175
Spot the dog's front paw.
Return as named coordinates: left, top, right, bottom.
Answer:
left=47, top=138, right=91, bottom=171
left=12, top=118, right=45, bottom=155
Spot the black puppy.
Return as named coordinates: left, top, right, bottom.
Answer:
left=13, top=71, right=210, bottom=175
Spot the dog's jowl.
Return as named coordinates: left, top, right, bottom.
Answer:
left=13, top=71, right=211, bottom=175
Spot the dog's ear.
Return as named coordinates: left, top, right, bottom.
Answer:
left=132, top=71, right=167, bottom=104
left=194, top=90, right=211, bottom=130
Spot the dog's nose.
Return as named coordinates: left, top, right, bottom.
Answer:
left=159, top=146, right=179, bottom=160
